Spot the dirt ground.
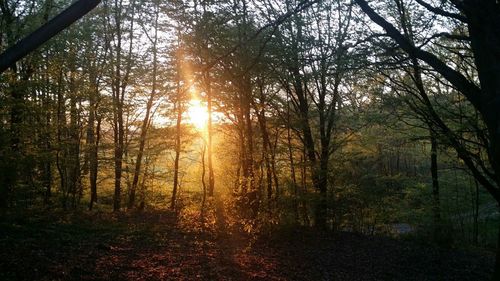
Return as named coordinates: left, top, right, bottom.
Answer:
left=0, top=204, right=494, bottom=281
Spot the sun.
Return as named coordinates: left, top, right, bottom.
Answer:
left=187, top=99, right=208, bottom=131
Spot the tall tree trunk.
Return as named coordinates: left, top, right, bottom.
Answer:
left=473, top=178, right=479, bottom=245
left=88, top=68, right=101, bottom=211
left=287, top=10, right=325, bottom=226
left=206, top=72, right=215, bottom=197
left=66, top=64, right=81, bottom=209
left=0, top=0, right=18, bottom=208
left=496, top=221, right=500, bottom=281
left=242, top=78, right=257, bottom=217
left=301, top=146, right=310, bottom=226
left=68, top=80, right=81, bottom=209
left=138, top=153, right=150, bottom=210
left=42, top=85, right=52, bottom=206
left=270, top=132, right=280, bottom=199
left=111, top=0, right=135, bottom=211
left=129, top=8, right=158, bottom=209
left=55, top=69, right=69, bottom=209
left=255, top=94, right=273, bottom=206
left=201, top=140, right=207, bottom=219
left=286, top=91, right=299, bottom=221
left=392, top=0, right=443, bottom=241
left=112, top=0, right=123, bottom=211
left=263, top=127, right=273, bottom=205
left=88, top=110, right=100, bottom=211
left=430, top=128, right=441, bottom=242
left=238, top=98, right=248, bottom=195
left=87, top=98, right=96, bottom=210
left=171, top=90, right=183, bottom=210
left=255, top=82, right=275, bottom=206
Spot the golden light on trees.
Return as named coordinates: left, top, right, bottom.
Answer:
left=187, top=99, right=209, bottom=131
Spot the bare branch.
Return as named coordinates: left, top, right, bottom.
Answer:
left=354, top=0, right=482, bottom=113
left=414, top=0, right=467, bottom=23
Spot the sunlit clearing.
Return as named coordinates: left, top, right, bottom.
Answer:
left=187, top=99, right=208, bottom=131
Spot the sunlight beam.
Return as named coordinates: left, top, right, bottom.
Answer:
left=187, top=99, right=208, bottom=131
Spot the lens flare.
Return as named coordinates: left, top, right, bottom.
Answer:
left=187, top=99, right=208, bottom=131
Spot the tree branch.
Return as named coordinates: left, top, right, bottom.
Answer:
left=354, top=0, right=482, bottom=112
left=414, top=0, right=468, bottom=23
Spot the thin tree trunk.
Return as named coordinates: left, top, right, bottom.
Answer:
left=112, top=0, right=135, bottom=211
left=270, top=132, right=280, bottom=199
left=473, top=178, right=479, bottom=245
left=255, top=99, right=273, bottom=206
left=138, top=153, right=150, bottom=210
left=55, top=69, right=68, bottom=209
left=68, top=81, right=81, bottom=209
left=43, top=90, right=52, bottom=205
left=201, top=140, right=207, bottom=220
left=238, top=101, right=248, bottom=195
left=0, top=0, right=19, bottom=208
left=129, top=8, right=158, bottom=209
left=112, top=0, right=123, bottom=211
left=301, top=147, right=310, bottom=226
left=496, top=220, right=500, bottom=281
left=242, top=78, right=257, bottom=217
left=206, top=72, right=215, bottom=197
left=286, top=93, right=299, bottom=221
left=171, top=80, right=183, bottom=210
left=430, top=128, right=441, bottom=242
left=89, top=113, right=101, bottom=210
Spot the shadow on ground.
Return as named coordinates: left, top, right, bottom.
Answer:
left=0, top=208, right=494, bottom=281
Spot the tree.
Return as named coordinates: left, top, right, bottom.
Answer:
left=128, top=0, right=161, bottom=209
left=268, top=0, right=357, bottom=228
left=170, top=28, right=187, bottom=210
left=354, top=0, right=500, bottom=277
left=107, top=0, right=137, bottom=211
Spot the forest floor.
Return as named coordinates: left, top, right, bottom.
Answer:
left=0, top=201, right=495, bottom=281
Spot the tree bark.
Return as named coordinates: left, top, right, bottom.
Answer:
left=129, top=7, right=158, bottom=209
left=496, top=220, right=500, bottom=281
left=201, top=140, right=207, bottom=219
left=88, top=112, right=101, bottom=211
left=111, top=0, right=135, bottom=211
left=171, top=88, right=183, bottom=210
left=255, top=84, right=273, bottom=205
left=286, top=90, right=299, bottom=221
left=430, top=128, right=441, bottom=242
left=242, top=77, right=257, bottom=217
left=206, top=72, right=215, bottom=197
